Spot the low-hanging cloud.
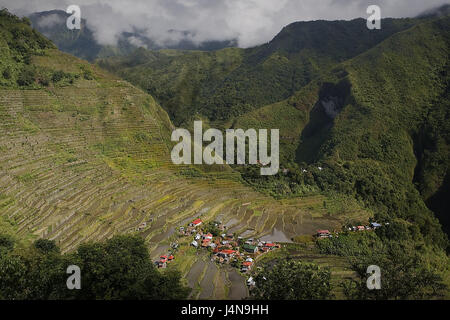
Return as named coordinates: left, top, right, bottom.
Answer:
left=1, top=0, right=449, bottom=48
left=35, top=12, right=65, bottom=28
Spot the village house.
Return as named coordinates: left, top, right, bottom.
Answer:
left=316, top=230, right=332, bottom=238
left=203, top=233, right=213, bottom=240
left=370, top=222, right=382, bottom=229
left=243, top=243, right=258, bottom=253
left=202, top=239, right=210, bottom=248
left=264, top=242, right=276, bottom=249
left=156, top=254, right=174, bottom=269
left=221, top=249, right=237, bottom=257
left=190, top=218, right=203, bottom=228
left=247, top=277, right=256, bottom=287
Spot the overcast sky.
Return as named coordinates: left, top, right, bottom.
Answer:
left=1, top=0, right=449, bottom=47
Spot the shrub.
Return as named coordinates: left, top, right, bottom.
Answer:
left=51, top=70, right=65, bottom=83
left=17, top=66, right=36, bottom=86
left=2, top=67, right=12, bottom=79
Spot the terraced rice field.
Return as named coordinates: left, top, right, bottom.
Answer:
left=173, top=250, right=248, bottom=300
left=0, top=49, right=370, bottom=298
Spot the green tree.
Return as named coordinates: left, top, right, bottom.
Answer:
left=251, top=260, right=332, bottom=300
left=34, top=239, right=60, bottom=253
left=0, top=234, right=190, bottom=300
left=342, top=241, right=447, bottom=300
left=16, top=66, right=36, bottom=86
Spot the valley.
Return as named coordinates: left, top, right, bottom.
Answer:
left=0, top=7, right=449, bottom=300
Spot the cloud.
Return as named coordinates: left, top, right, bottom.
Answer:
left=35, top=12, right=65, bottom=28
left=2, top=0, right=449, bottom=47
left=127, top=36, right=148, bottom=49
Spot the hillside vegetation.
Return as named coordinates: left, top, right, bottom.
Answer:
left=0, top=9, right=375, bottom=299
left=97, top=18, right=418, bottom=126
left=98, top=14, right=449, bottom=248
left=238, top=17, right=450, bottom=248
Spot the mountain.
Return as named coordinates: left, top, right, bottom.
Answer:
left=98, top=13, right=450, bottom=246
left=28, top=10, right=105, bottom=62
left=237, top=15, right=450, bottom=242
left=417, top=4, right=450, bottom=18
left=97, top=18, right=418, bottom=126
left=1, top=9, right=373, bottom=299
left=28, top=10, right=237, bottom=62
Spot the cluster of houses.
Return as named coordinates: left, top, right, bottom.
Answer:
left=209, top=238, right=280, bottom=273
left=182, top=218, right=280, bottom=274
left=155, top=254, right=175, bottom=268
left=236, top=239, right=281, bottom=273
left=155, top=242, right=179, bottom=268
left=316, top=222, right=385, bottom=239
left=179, top=218, right=225, bottom=238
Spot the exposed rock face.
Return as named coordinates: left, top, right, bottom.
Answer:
left=321, top=96, right=341, bottom=119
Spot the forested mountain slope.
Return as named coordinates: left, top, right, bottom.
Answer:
left=97, top=18, right=418, bottom=126
left=236, top=16, right=450, bottom=244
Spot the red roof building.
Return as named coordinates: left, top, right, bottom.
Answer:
left=191, top=219, right=203, bottom=226
left=317, top=230, right=332, bottom=238
left=220, top=249, right=236, bottom=255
